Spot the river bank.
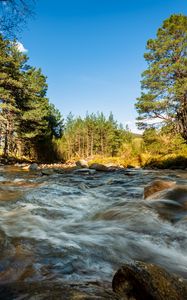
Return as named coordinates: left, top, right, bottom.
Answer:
left=1, top=153, right=187, bottom=172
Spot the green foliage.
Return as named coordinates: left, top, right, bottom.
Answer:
left=144, top=155, right=187, bottom=169
left=140, top=126, right=187, bottom=169
left=0, top=36, right=26, bottom=156
left=0, top=34, right=63, bottom=161
left=57, top=112, right=149, bottom=167
left=136, top=14, right=187, bottom=140
left=143, top=127, right=187, bottom=155
left=57, top=112, right=132, bottom=160
left=19, top=68, right=49, bottom=139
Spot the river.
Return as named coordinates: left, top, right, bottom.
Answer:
left=0, top=166, right=187, bottom=298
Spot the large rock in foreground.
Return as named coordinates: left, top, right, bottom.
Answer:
left=112, top=261, right=187, bottom=300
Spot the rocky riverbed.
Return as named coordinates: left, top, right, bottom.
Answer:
left=0, top=165, right=187, bottom=299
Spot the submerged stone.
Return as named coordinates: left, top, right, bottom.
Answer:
left=112, top=261, right=187, bottom=300
left=0, top=189, right=23, bottom=201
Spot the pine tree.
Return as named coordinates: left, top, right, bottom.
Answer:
left=0, top=37, right=26, bottom=156
left=0, top=34, right=63, bottom=161
left=59, top=112, right=126, bottom=159
left=18, top=67, right=63, bottom=160
left=136, top=14, right=187, bottom=140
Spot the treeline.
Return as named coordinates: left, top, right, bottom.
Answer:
left=55, top=112, right=134, bottom=160
left=1, top=13, right=186, bottom=167
left=0, top=35, right=63, bottom=161
left=55, top=112, right=187, bottom=168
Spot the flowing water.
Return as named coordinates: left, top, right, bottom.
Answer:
left=0, top=166, right=187, bottom=297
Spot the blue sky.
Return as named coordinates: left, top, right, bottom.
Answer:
left=21, top=0, right=187, bottom=132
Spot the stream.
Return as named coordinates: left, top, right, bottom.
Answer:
left=0, top=166, right=187, bottom=298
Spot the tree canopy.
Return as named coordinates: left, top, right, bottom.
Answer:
left=56, top=112, right=134, bottom=160
left=0, top=34, right=63, bottom=161
left=136, top=14, right=187, bottom=140
left=0, top=0, right=35, bottom=37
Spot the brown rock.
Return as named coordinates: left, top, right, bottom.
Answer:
left=144, top=180, right=176, bottom=199
left=112, top=261, right=187, bottom=300
left=76, top=160, right=89, bottom=168
left=89, top=163, right=109, bottom=171
left=41, top=169, right=54, bottom=175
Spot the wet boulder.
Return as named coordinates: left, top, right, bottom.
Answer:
left=157, top=186, right=187, bottom=212
left=29, top=163, right=39, bottom=171
left=112, top=261, right=187, bottom=300
left=144, top=180, right=176, bottom=199
left=160, top=186, right=187, bottom=203
left=76, top=160, right=89, bottom=168
left=89, top=163, right=109, bottom=171
left=144, top=183, right=187, bottom=222
left=145, top=185, right=187, bottom=211
left=105, top=163, right=124, bottom=171
left=41, top=168, right=54, bottom=176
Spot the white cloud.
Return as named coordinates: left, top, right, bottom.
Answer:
left=16, top=42, right=28, bottom=53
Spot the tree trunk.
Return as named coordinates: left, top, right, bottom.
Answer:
left=86, top=130, right=89, bottom=157
left=3, top=121, right=9, bottom=157
left=91, top=132, right=93, bottom=157
left=78, top=133, right=81, bottom=156
left=101, top=135, right=104, bottom=155
left=177, top=93, right=187, bottom=141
